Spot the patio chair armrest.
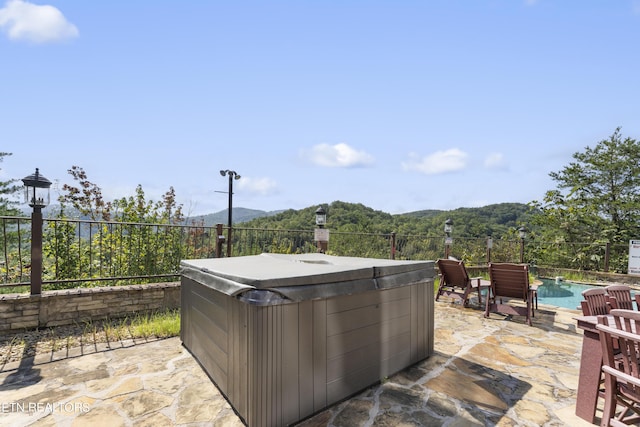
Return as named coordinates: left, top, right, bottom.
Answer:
left=605, top=295, right=621, bottom=310
left=602, top=365, right=640, bottom=388
left=580, top=300, right=590, bottom=315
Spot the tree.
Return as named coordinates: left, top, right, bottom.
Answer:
left=530, top=128, right=640, bottom=270
left=45, top=167, right=188, bottom=285
left=0, top=152, right=21, bottom=216
left=60, top=165, right=112, bottom=221
left=0, top=153, right=24, bottom=284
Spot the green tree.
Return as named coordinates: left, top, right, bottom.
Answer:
left=45, top=167, right=188, bottom=285
left=0, top=153, right=24, bottom=284
left=61, top=165, right=112, bottom=221
left=0, top=153, right=21, bottom=216
left=530, top=128, right=640, bottom=271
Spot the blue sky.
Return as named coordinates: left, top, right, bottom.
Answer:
left=2, top=1, right=639, bottom=217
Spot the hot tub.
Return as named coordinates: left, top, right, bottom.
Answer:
left=180, top=253, right=435, bottom=427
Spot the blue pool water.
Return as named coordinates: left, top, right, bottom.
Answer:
left=536, top=279, right=606, bottom=310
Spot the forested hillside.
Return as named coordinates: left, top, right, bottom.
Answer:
left=239, top=201, right=534, bottom=238
left=186, top=208, right=283, bottom=227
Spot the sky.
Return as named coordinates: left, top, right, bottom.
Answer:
left=2, top=0, right=640, bottom=218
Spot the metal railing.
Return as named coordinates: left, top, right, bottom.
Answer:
left=0, top=215, right=633, bottom=292
left=0, top=216, right=221, bottom=290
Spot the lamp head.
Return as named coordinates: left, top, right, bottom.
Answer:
left=444, top=218, right=453, bottom=234
left=22, top=168, right=52, bottom=209
left=518, top=226, right=527, bottom=239
left=315, top=206, right=326, bottom=226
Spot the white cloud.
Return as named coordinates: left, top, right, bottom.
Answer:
left=304, top=143, right=374, bottom=168
left=237, top=176, right=278, bottom=196
left=0, top=0, right=78, bottom=44
left=484, top=152, right=507, bottom=170
left=402, top=148, right=468, bottom=174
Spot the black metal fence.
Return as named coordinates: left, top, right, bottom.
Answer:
left=0, top=215, right=633, bottom=291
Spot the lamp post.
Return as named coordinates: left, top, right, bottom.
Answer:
left=22, top=168, right=52, bottom=296
left=518, top=226, right=527, bottom=264
left=444, top=218, right=453, bottom=259
left=314, top=206, right=328, bottom=253
left=219, top=170, right=241, bottom=257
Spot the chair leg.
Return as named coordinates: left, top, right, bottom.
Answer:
left=462, top=286, right=471, bottom=307
left=530, top=290, right=537, bottom=318
left=484, top=288, right=493, bottom=318
left=601, top=376, right=617, bottom=427
left=473, top=278, right=482, bottom=305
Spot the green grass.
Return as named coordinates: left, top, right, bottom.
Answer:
left=0, top=285, right=30, bottom=295
left=1, top=309, right=182, bottom=365
left=128, top=309, right=180, bottom=338
left=74, top=308, right=181, bottom=343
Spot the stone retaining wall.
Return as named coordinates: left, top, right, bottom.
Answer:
left=0, top=282, right=180, bottom=334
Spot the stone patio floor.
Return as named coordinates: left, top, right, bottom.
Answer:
left=0, top=300, right=600, bottom=426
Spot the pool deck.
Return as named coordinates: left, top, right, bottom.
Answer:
left=0, top=299, right=600, bottom=426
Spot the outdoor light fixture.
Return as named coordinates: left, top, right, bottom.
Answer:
left=22, top=168, right=52, bottom=210
left=314, top=206, right=328, bottom=253
left=444, top=218, right=453, bottom=258
left=220, top=169, right=241, bottom=180
left=220, top=170, right=241, bottom=257
left=22, top=168, right=52, bottom=296
left=518, top=226, right=527, bottom=263
left=444, top=218, right=453, bottom=236
left=518, top=226, right=527, bottom=240
left=315, top=206, right=327, bottom=227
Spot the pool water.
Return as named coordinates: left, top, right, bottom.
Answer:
left=536, top=279, right=610, bottom=311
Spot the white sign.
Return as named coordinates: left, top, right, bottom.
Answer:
left=314, top=228, right=330, bottom=242
left=628, top=240, right=640, bottom=275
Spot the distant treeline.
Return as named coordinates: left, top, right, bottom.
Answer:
left=238, top=200, right=533, bottom=239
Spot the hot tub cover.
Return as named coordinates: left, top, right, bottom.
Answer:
left=180, top=253, right=434, bottom=304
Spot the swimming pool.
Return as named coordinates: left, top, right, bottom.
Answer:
left=535, top=279, right=609, bottom=310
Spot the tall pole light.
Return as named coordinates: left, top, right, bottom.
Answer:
left=518, top=226, right=527, bottom=264
left=220, top=170, right=241, bottom=257
left=444, top=218, right=453, bottom=259
left=22, top=168, right=52, bottom=296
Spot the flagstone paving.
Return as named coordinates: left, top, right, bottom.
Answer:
left=0, top=300, right=599, bottom=426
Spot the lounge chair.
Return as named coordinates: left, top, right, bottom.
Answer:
left=485, top=263, right=536, bottom=326
left=581, top=288, right=610, bottom=315
left=605, top=285, right=636, bottom=311
left=596, top=309, right=640, bottom=426
left=435, top=259, right=490, bottom=307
